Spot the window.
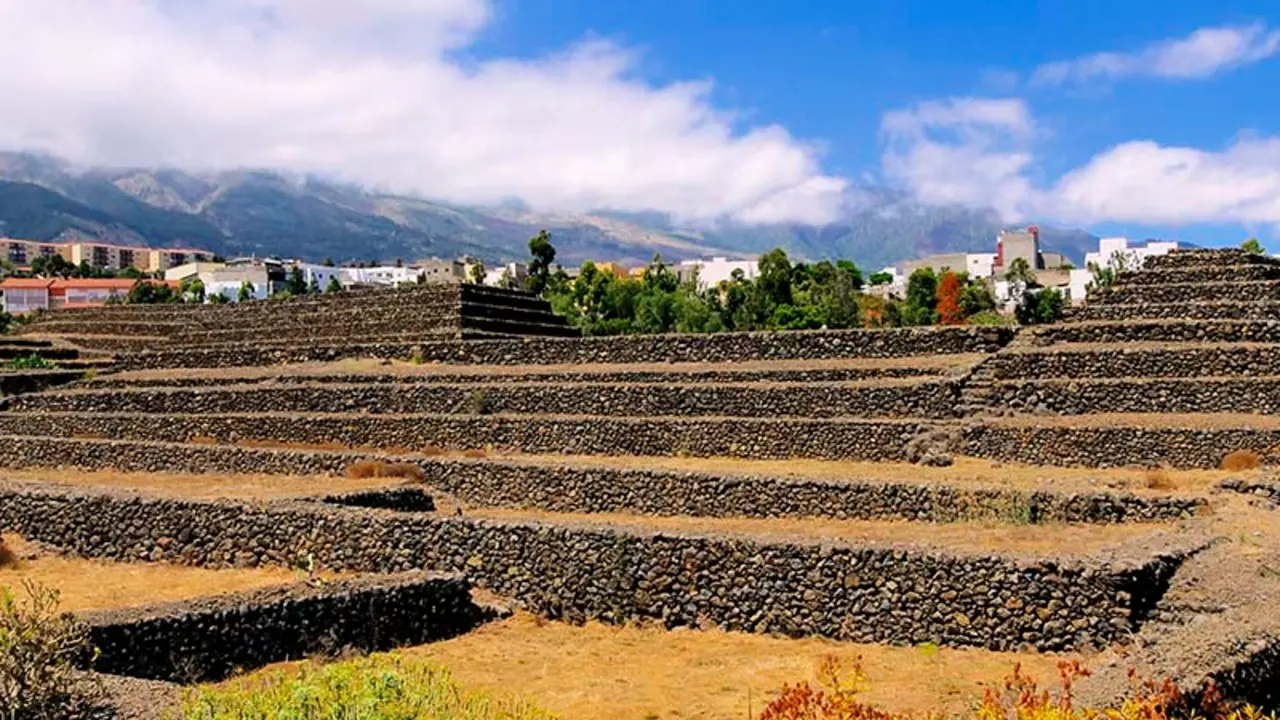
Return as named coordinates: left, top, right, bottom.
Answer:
left=118, top=249, right=134, bottom=268
left=169, top=253, right=186, bottom=266
left=92, top=246, right=110, bottom=267
left=8, top=243, right=26, bottom=265
left=3, top=288, right=48, bottom=313
left=39, top=246, right=56, bottom=257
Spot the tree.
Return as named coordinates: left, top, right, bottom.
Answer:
left=325, top=275, right=343, bottom=293
left=209, top=291, right=230, bottom=304
left=757, top=249, right=793, bottom=307
left=499, top=269, right=518, bottom=290
left=179, top=277, right=205, bottom=304
left=1004, top=257, right=1036, bottom=287
left=642, top=254, right=679, bottom=294
left=902, top=268, right=938, bottom=325
left=869, top=271, right=894, bottom=287
left=524, top=230, right=556, bottom=295
left=307, top=276, right=320, bottom=294
left=1243, top=237, right=1265, bottom=254
left=30, top=254, right=74, bottom=278
left=125, top=280, right=176, bottom=305
left=958, top=279, right=996, bottom=317
left=322, top=257, right=335, bottom=267
left=117, top=266, right=143, bottom=280
left=285, top=266, right=307, bottom=296
left=468, top=261, right=487, bottom=285
left=238, top=281, right=255, bottom=302
left=1016, top=287, right=1065, bottom=325
left=935, top=271, right=963, bottom=325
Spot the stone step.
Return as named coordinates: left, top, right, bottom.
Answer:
left=0, top=434, right=1205, bottom=525
left=6, top=378, right=963, bottom=419
left=989, top=344, right=1280, bottom=380
left=1030, top=319, right=1280, bottom=346
left=0, top=410, right=940, bottom=462
left=985, top=376, right=1280, bottom=416
left=1066, top=300, right=1280, bottom=323
left=1093, top=280, right=1280, bottom=305
left=1144, top=249, right=1280, bottom=270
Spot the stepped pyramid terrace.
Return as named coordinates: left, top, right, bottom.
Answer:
left=3, top=249, right=1280, bottom=717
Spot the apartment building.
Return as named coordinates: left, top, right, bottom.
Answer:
left=1, top=238, right=214, bottom=273
left=676, top=257, right=759, bottom=290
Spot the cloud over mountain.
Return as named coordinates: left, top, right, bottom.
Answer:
left=0, top=0, right=848, bottom=225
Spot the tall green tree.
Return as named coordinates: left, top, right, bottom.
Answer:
left=902, top=268, right=939, bottom=326
left=285, top=266, right=307, bottom=296
left=757, top=249, right=793, bottom=307
left=238, top=281, right=255, bottom=302
left=524, top=230, right=556, bottom=295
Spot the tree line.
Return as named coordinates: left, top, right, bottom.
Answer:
left=510, top=232, right=1063, bottom=336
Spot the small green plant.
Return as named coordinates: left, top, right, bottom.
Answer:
left=0, top=580, right=105, bottom=718
left=6, top=354, right=59, bottom=371
left=180, top=655, right=554, bottom=720
left=1242, top=237, right=1265, bottom=254
left=408, top=346, right=426, bottom=365
left=468, top=389, right=490, bottom=415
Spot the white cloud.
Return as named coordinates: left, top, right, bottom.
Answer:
left=881, top=97, right=1280, bottom=227
left=1033, top=22, right=1280, bottom=85
left=1049, top=137, right=1280, bottom=225
left=880, top=98, right=1038, bottom=220
left=0, top=0, right=847, bottom=224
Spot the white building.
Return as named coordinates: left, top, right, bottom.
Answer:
left=676, top=257, right=759, bottom=291
left=340, top=265, right=424, bottom=287
left=1067, top=237, right=1180, bottom=304
left=482, top=261, right=528, bottom=288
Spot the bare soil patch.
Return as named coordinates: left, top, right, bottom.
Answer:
left=0, top=534, right=302, bottom=613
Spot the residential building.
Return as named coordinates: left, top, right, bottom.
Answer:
left=865, top=267, right=905, bottom=299
left=1, top=238, right=215, bottom=273
left=3, top=238, right=67, bottom=268
left=995, top=227, right=1042, bottom=272
left=0, top=277, right=179, bottom=313
left=164, top=261, right=226, bottom=284
left=341, top=264, right=434, bottom=287
left=676, top=257, right=759, bottom=290
left=205, top=258, right=284, bottom=302
left=0, top=277, right=55, bottom=314
left=481, top=261, right=528, bottom=288
left=901, top=252, right=997, bottom=280
left=1067, top=237, right=1180, bottom=304
left=296, top=263, right=344, bottom=291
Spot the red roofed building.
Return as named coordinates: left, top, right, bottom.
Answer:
left=0, top=277, right=179, bottom=314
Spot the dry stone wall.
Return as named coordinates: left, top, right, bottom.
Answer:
left=1031, top=320, right=1280, bottom=346
left=1067, top=302, right=1280, bottom=323
left=81, top=572, right=490, bottom=682
left=118, top=326, right=1015, bottom=371
left=7, top=379, right=965, bottom=419
left=965, top=424, right=1280, bottom=469
left=0, top=481, right=1197, bottom=651
left=987, top=346, right=1280, bottom=380
left=0, top=435, right=1204, bottom=523
left=1093, top=280, right=1280, bottom=305
left=986, top=377, right=1280, bottom=415
left=0, top=411, right=933, bottom=461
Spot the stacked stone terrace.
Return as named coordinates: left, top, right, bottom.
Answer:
left=16, top=282, right=579, bottom=355
left=966, top=248, right=1280, bottom=469
left=2, top=270, right=1278, bottom=711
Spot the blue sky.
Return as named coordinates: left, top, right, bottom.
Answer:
left=465, top=0, right=1280, bottom=244
left=3, top=1, right=1279, bottom=246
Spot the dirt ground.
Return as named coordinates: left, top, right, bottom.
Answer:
left=0, top=468, right=402, bottom=501
left=0, top=534, right=302, bottom=613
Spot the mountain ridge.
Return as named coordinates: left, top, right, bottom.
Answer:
left=0, top=152, right=1097, bottom=269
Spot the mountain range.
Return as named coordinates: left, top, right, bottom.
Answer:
left=0, top=152, right=1097, bottom=270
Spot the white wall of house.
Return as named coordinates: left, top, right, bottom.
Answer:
left=677, top=257, right=759, bottom=291
left=340, top=266, right=425, bottom=286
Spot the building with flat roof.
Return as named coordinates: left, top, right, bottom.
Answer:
left=1, top=237, right=214, bottom=273
left=0, top=277, right=178, bottom=313
left=676, top=257, right=759, bottom=290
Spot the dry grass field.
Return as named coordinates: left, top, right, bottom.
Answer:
left=0, top=534, right=304, bottom=613
left=236, top=610, right=1075, bottom=720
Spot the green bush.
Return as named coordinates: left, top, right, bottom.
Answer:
left=180, top=655, right=553, bottom=720
left=6, top=354, right=59, bottom=370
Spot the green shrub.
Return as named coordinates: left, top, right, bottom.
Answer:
left=0, top=580, right=104, bottom=718
left=180, top=655, right=553, bottom=720
left=6, top=354, right=59, bottom=370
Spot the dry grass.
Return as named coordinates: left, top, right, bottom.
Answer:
left=1145, top=468, right=1175, bottom=490
left=0, top=468, right=402, bottom=501
left=387, top=611, right=1076, bottom=719
left=0, top=534, right=303, bottom=613
left=110, top=354, right=986, bottom=383
left=521, top=453, right=1222, bottom=495
left=466, top=507, right=1167, bottom=557
left=344, top=460, right=426, bottom=482
left=1221, top=449, right=1263, bottom=472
